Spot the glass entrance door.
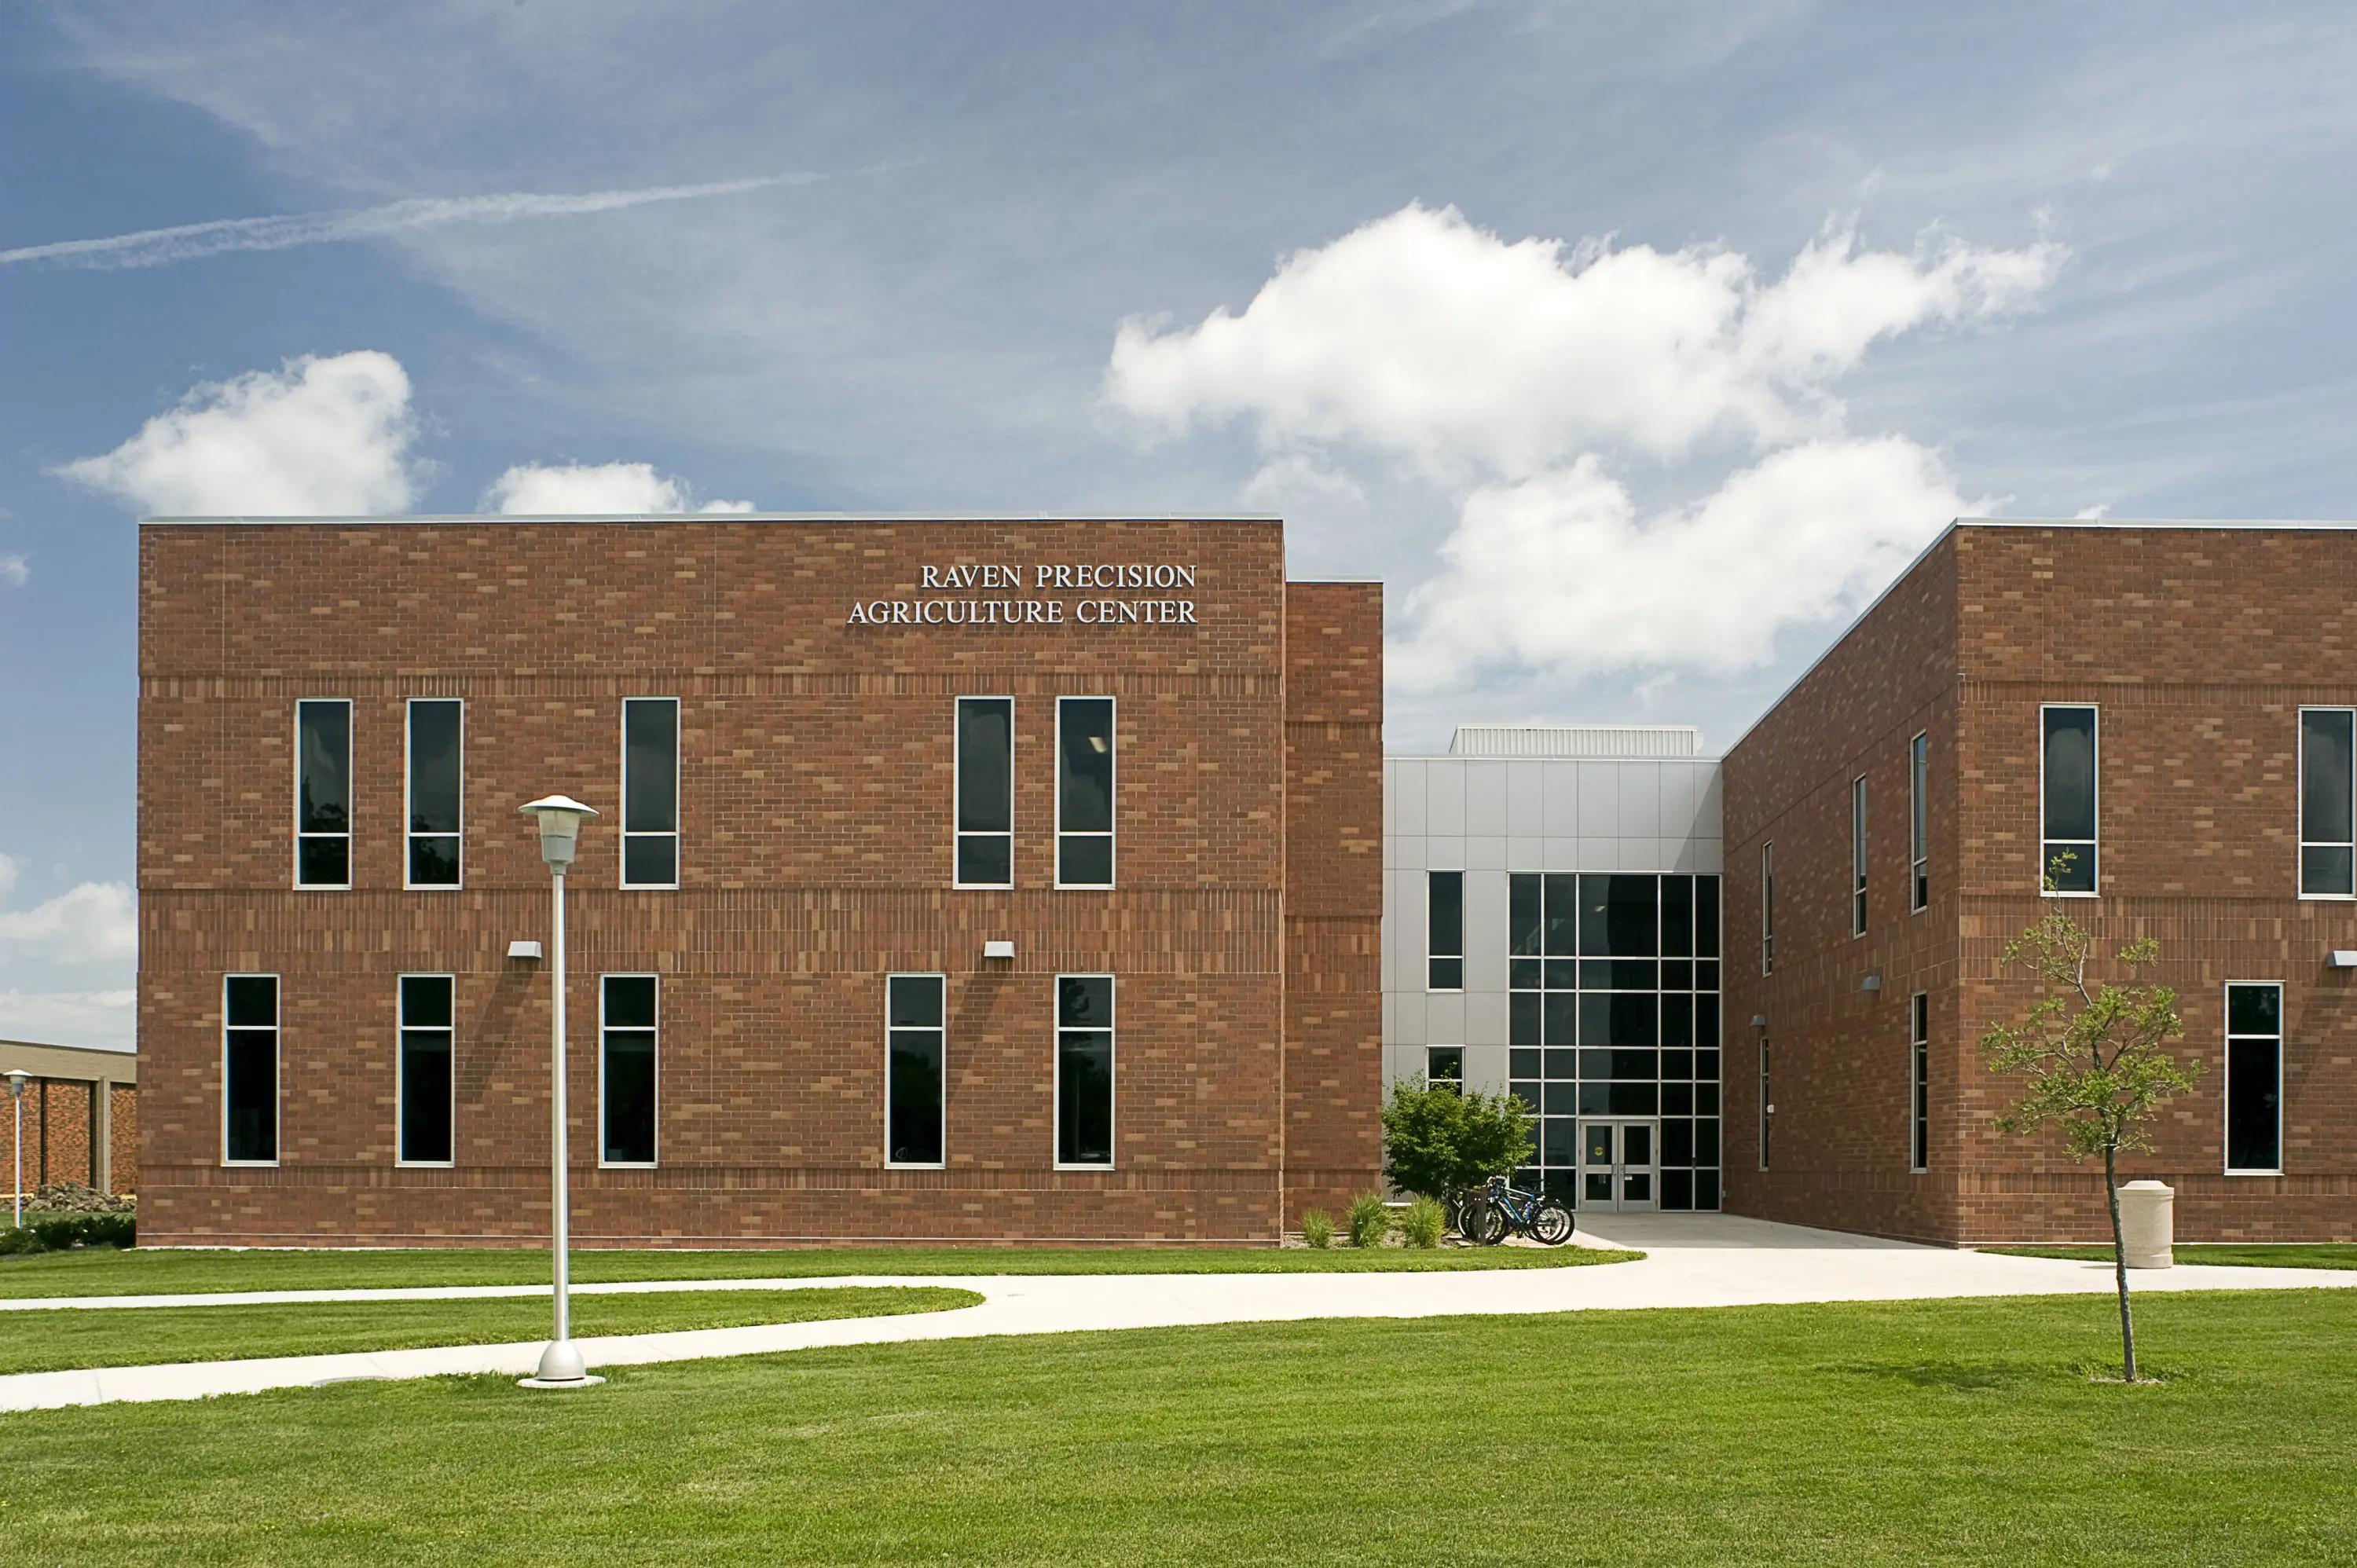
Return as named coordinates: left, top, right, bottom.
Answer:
left=1578, top=1120, right=1659, bottom=1213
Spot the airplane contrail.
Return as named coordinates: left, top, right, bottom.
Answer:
left=0, top=173, right=835, bottom=270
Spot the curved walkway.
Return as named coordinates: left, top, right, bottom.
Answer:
left=2, top=1214, right=2348, bottom=1412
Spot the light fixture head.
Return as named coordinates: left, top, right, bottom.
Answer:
left=1860, top=974, right=1883, bottom=992
left=518, top=795, right=599, bottom=870
left=4, top=1069, right=27, bottom=1099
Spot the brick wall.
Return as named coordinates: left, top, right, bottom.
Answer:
left=138, top=517, right=1382, bottom=1246
left=1726, top=525, right=2357, bottom=1244
left=1282, top=581, right=1386, bottom=1221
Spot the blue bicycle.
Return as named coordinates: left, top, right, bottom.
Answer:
left=1461, top=1174, right=1574, bottom=1246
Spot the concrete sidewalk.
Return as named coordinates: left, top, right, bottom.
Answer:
left=2, top=1215, right=2348, bottom=1412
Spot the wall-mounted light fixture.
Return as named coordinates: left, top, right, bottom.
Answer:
left=507, top=940, right=544, bottom=960
left=2331, top=951, right=2357, bottom=969
left=983, top=940, right=1015, bottom=961
left=1750, top=1014, right=1769, bottom=1028
left=1860, top=973, right=1883, bottom=992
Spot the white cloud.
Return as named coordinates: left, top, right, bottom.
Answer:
left=482, top=461, right=753, bottom=515
left=55, top=351, right=420, bottom=515
left=0, top=853, right=16, bottom=896
left=0, top=881, right=138, bottom=965
left=1396, top=437, right=1968, bottom=687
left=0, top=991, right=135, bottom=1051
left=1108, top=203, right=2062, bottom=689
left=0, top=555, right=24, bottom=586
left=1105, top=204, right=2063, bottom=477
left=0, top=174, right=826, bottom=272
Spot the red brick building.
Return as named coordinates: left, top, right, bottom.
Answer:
left=137, top=515, right=1382, bottom=1247
left=1723, top=520, right=2357, bottom=1244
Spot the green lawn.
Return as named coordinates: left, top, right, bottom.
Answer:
left=1983, top=1244, right=2357, bottom=1270
left=0, top=1286, right=979, bottom=1376
left=0, top=1243, right=1639, bottom=1299
left=2, top=1290, right=2352, bottom=1565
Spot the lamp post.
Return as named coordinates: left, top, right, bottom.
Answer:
left=6, top=1071, right=27, bottom=1230
left=516, top=795, right=601, bottom=1390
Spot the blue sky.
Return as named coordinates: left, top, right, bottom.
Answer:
left=5, top=2, right=2356, bottom=1046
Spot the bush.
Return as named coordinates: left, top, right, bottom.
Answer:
left=0, top=1212, right=135, bottom=1255
left=1381, top=1075, right=1535, bottom=1200
left=1399, top=1195, right=1446, bottom=1249
left=1300, top=1210, right=1335, bottom=1249
left=1347, top=1190, right=1393, bottom=1249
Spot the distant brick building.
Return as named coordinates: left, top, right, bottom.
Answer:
left=1721, top=521, right=2357, bottom=1243
left=137, top=515, right=1381, bottom=1247
left=0, top=1039, right=137, bottom=1197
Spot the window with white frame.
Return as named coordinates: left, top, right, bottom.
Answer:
left=621, top=698, right=680, bottom=888
left=1056, top=974, right=1114, bottom=1166
left=1850, top=775, right=1868, bottom=936
left=223, top=974, right=279, bottom=1164
left=1760, top=841, right=1775, bottom=976
left=1427, top=870, right=1464, bottom=991
left=1056, top=698, right=1114, bottom=887
left=2224, top=983, right=2282, bottom=1174
left=955, top=697, right=1014, bottom=887
left=1909, top=731, right=1929, bottom=913
left=1757, top=1035, right=1772, bottom=1171
left=405, top=698, right=463, bottom=888
left=2040, top=705, right=2098, bottom=893
left=885, top=973, right=946, bottom=1167
left=2299, top=708, right=2355, bottom=898
left=295, top=699, right=351, bottom=888
left=398, top=974, right=455, bottom=1165
left=1426, top=1045, right=1464, bottom=1089
left=1908, top=991, right=1929, bottom=1174
left=600, top=975, right=658, bottom=1166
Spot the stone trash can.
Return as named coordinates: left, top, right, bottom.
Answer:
left=2117, top=1180, right=2175, bottom=1269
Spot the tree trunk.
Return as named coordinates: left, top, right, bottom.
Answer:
left=2105, top=1144, right=2137, bottom=1383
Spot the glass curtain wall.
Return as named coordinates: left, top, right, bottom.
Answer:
left=1507, top=872, right=1722, bottom=1209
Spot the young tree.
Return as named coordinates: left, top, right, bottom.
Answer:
left=1978, top=859, right=2198, bottom=1383
left=1381, top=1075, right=1534, bottom=1200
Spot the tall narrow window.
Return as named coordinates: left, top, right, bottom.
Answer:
left=1757, top=1035, right=1771, bottom=1171
left=1908, top=991, right=1929, bottom=1174
left=2224, top=983, right=2282, bottom=1174
left=955, top=697, right=1014, bottom=887
left=2040, top=705, right=2098, bottom=894
left=2299, top=709, right=2355, bottom=897
left=599, top=975, right=658, bottom=1166
left=1426, top=1046, right=1464, bottom=1089
left=885, top=974, right=946, bottom=1167
left=1909, top=731, right=1930, bottom=913
left=1056, top=974, right=1114, bottom=1166
left=405, top=698, right=463, bottom=888
left=1760, top=841, right=1775, bottom=976
left=1056, top=697, right=1115, bottom=887
left=621, top=698, right=680, bottom=888
left=1428, top=870, right=1464, bottom=991
left=398, top=974, right=454, bottom=1166
left=1850, top=775, right=1868, bottom=936
left=295, top=699, right=351, bottom=888
left=222, top=974, right=279, bottom=1164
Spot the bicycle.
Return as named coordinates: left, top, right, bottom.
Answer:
left=1462, top=1174, right=1574, bottom=1246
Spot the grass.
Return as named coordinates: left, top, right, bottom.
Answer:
left=0, top=1242, right=1640, bottom=1299
left=0, top=1286, right=980, bottom=1376
left=1983, top=1244, right=2357, bottom=1270
left=1, top=1289, right=2352, bottom=1565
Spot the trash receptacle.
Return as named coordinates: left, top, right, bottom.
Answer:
left=2116, top=1180, right=2174, bottom=1269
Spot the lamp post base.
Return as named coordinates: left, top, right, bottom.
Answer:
left=518, top=1339, right=603, bottom=1390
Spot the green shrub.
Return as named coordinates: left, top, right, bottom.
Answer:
left=1347, top=1190, right=1393, bottom=1249
left=1299, top=1210, right=1335, bottom=1249
left=1381, top=1075, right=1535, bottom=1200
left=1399, top=1195, right=1446, bottom=1249
left=0, top=1213, right=136, bottom=1256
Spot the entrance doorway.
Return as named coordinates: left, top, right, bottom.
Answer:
left=1579, top=1120, right=1659, bottom=1213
